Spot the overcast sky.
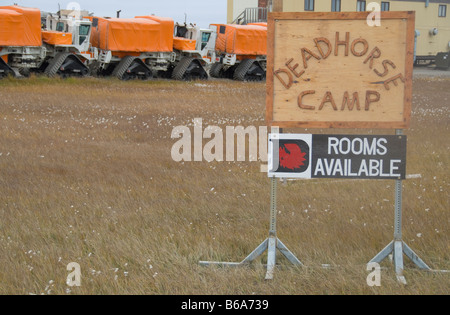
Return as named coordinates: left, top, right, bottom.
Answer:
left=10, top=0, right=227, bottom=28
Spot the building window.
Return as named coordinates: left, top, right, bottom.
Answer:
left=332, top=0, right=341, bottom=12
left=381, top=2, right=390, bottom=12
left=357, top=0, right=366, bottom=12
left=439, top=5, right=447, bottom=17
left=305, top=0, right=315, bottom=11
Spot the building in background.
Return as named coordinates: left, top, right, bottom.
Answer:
left=227, top=0, right=450, bottom=63
left=227, top=0, right=270, bottom=24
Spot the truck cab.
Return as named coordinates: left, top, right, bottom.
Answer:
left=174, top=23, right=216, bottom=64
left=46, top=14, right=92, bottom=53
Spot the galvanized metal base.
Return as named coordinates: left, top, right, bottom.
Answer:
left=369, top=240, right=431, bottom=284
left=369, top=130, right=432, bottom=284
left=199, top=237, right=302, bottom=280
left=200, top=177, right=302, bottom=280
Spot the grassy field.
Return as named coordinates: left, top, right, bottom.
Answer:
left=0, top=75, right=448, bottom=295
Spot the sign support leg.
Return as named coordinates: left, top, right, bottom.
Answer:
left=200, top=177, right=303, bottom=279
left=264, top=177, right=303, bottom=279
left=265, top=177, right=278, bottom=280
left=369, top=129, right=431, bottom=284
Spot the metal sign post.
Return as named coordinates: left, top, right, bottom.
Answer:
left=266, top=176, right=303, bottom=279
left=200, top=128, right=302, bottom=279
left=368, top=130, right=431, bottom=284
left=199, top=176, right=303, bottom=280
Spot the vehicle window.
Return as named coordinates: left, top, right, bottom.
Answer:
left=176, top=26, right=188, bottom=38
left=201, top=32, right=211, bottom=50
left=56, top=22, right=65, bottom=32
left=79, top=25, right=91, bottom=36
left=202, top=32, right=211, bottom=43
left=79, top=25, right=91, bottom=45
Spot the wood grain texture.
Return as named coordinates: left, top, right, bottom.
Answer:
left=266, top=11, right=415, bottom=130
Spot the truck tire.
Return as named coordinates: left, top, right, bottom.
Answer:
left=45, top=52, right=71, bottom=77
left=0, top=57, right=15, bottom=79
left=45, top=52, right=90, bottom=78
left=233, top=59, right=265, bottom=82
left=95, top=63, right=115, bottom=77
left=221, top=65, right=237, bottom=80
left=112, top=56, right=152, bottom=80
left=18, top=68, right=31, bottom=78
left=172, top=57, right=208, bottom=81
left=112, top=56, right=135, bottom=80
left=209, top=62, right=223, bottom=78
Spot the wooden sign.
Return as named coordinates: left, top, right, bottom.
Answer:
left=266, top=12, right=416, bottom=129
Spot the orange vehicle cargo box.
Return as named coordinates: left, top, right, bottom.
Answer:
left=136, top=16, right=174, bottom=52
left=42, top=31, right=73, bottom=46
left=0, top=6, right=42, bottom=47
left=214, top=24, right=267, bottom=56
left=248, top=22, right=268, bottom=27
left=90, top=16, right=174, bottom=53
left=173, top=37, right=196, bottom=51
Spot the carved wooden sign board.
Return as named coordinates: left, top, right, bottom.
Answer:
left=266, top=12, right=416, bottom=129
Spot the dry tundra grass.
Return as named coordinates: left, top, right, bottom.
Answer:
left=0, top=75, right=448, bottom=295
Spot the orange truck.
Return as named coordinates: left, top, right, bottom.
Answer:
left=209, top=23, right=267, bottom=81
left=0, top=6, right=218, bottom=81
left=88, top=16, right=173, bottom=80
left=88, top=16, right=217, bottom=80
left=0, top=5, right=93, bottom=78
left=0, top=5, right=266, bottom=81
left=0, top=6, right=41, bottom=77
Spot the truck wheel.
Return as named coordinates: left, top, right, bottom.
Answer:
left=18, top=68, right=31, bottom=78
left=45, top=53, right=90, bottom=78
left=95, top=63, right=115, bottom=77
left=45, top=52, right=72, bottom=77
left=0, top=57, right=15, bottom=79
left=112, top=56, right=152, bottom=81
left=222, top=66, right=237, bottom=80
left=158, top=66, right=174, bottom=79
left=172, top=57, right=208, bottom=81
left=112, top=56, right=136, bottom=80
left=233, top=59, right=265, bottom=82
left=209, top=62, right=223, bottom=78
